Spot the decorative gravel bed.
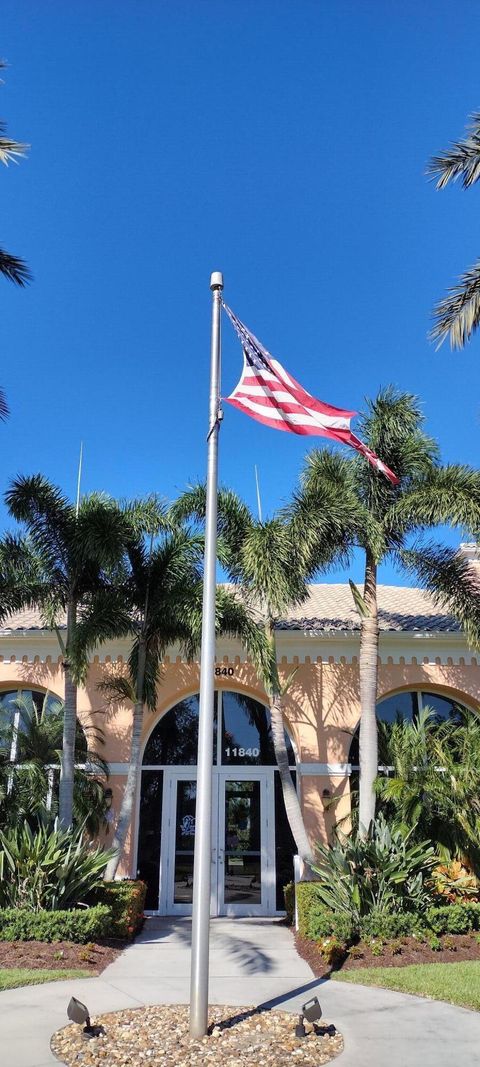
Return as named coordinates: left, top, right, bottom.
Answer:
left=51, top=1004, right=344, bottom=1066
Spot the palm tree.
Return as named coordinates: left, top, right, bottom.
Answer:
left=172, top=486, right=354, bottom=867
left=428, top=110, right=480, bottom=348
left=0, top=690, right=109, bottom=835
left=5, top=476, right=128, bottom=829
left=292, top=388, right=480, bottom=833
left=73, top=502, right=269, bottom=880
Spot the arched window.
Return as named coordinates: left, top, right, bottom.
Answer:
left=348, top=689, right=476, bottom=767
left=0, top=688, right=64, bottom=758
left=142, top=690, right=296, bottom=767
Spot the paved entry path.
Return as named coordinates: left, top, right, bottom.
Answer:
left=2, top=918, right=479, bottom=1067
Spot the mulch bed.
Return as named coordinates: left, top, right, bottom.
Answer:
left=0, top=939, right=125, bottom=973
left=51, top=1004, right=344, bottom=1066
left=295, top=930, right=480, bottom=978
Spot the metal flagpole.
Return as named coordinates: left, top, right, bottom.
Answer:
left=189, top=270, right=224, bottom=1038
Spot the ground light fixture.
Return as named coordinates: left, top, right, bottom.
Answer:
left=295, top=996, right=322, bottom=1037
left=67, top=997, right=105, bottom=1039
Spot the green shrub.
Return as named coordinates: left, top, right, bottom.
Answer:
left=312, top=814, right=435, bottom=924
left=91, top=880, right=146, bottom=939
left=295, top=882, right=328, bottom=938
left=426, top=933, right=442, bottom=951
left=461, top=902, right=480, bottom=930
left=306, top=902, right=354, bottom=945
left=0, top=824, right=113, bottom=911
left=359, top=911, right=424, bottom=940
left=426, top=904, right=474, bottom=935
left=0, top=904, right=112, bottom=942
left=283, top=882, right=295, bottom=925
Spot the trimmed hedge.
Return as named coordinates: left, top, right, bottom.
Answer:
left=288, top=879, right=480, bottom=946
left=284, top=883, right=295, bottom=925
left=426, top=902, right=480, bottom=935
left=92, top=880, right=147, bottom=939
left=0, top=904, right=112, bottom=943
left=359, top=911, right=425, bottom=940
left=295, top=882, right=327, bottom=937
left=306, top=902, right=354, bottom=944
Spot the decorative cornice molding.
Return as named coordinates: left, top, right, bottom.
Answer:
left=0, top=629, right=477, bottom=668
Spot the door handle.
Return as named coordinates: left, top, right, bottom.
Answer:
left=211, top=848, right=217, bottom=862
left=218, top=849, right=224, bottom=865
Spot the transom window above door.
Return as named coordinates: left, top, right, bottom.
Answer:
left=142, top=690, right=296, bottom=767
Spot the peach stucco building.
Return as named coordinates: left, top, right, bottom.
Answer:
left=1, top=548, right=479, bottom=916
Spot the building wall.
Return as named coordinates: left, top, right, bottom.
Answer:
left=1, top=627, right=479, bottom=876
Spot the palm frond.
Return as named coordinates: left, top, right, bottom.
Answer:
left=5, top=474, right=73, bottom=575
left=428, top=113, right=480, bottom=189
left=0, top=135, right=28, bottom=166
left=0, top=388, right=8, bottom=420
left=97, top=675, right=136, bottom=706
left=74, top=494, right=128, bottom=571
left=172, top=483, right=253, bottom=561
left=0, top=247, right=31, bottom=286
left=400, top=541, right=480, bottom=649
left=386, top=465, right=480, bottom=540
left=122, top=495, right=172, bottom=538
left=358, top=388, right=439, bottom=490
left=430, top=259, right=480, bottom=349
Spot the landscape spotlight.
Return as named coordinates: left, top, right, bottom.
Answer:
left=303, top=997, right=322, bottom=1024
left=67, top=997, right=105, bottom=1039
left=295, top=996, right=322, bottom=1039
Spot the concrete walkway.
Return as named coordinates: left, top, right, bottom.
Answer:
left=2, top=918, right=479, bottom=1067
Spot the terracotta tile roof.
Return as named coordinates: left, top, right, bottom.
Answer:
left=0, top=585, right=461, bottom=636
left=0, top=608, right=67, bottom=633
left=277, top=584, right=459, bottom=633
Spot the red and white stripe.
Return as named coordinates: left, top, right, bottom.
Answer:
left=224, top=305, right=399, bottom=485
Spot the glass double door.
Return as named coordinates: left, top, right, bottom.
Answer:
left=161, top=769, right=274, bottom=916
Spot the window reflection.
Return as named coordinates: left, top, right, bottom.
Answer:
left=143, top=691, right=296, bottom=768
left=349, top=689, right=473, bottom=767
left=143, top=695, right=217, bottom=765
left=222, top=691, right=295, bottom=766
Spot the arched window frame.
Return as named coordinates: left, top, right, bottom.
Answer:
left=348, top=686, right=479, bottom=772
left=141, top=687, right=298, bottom=770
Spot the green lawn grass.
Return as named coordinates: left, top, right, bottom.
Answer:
left=0, top=968, right=91, bottom=991
left=333, top=960, right=480, bottom=1012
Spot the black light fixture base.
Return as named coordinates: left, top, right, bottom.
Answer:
left=82, top=1024, right=105, bottom=1040
left=295, top=1015, right=307, bottom=1039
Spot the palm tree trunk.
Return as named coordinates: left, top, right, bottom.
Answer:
left=358, top=550, right=379, bottom=835
left=59, top=599, right=77, bottom=830
left=265, top=619, right=313, bottom=865
left=105, top=640, right=147, bottom=881
left=269, top=693, right=313, bottom=864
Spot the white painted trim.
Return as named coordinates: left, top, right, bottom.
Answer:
left=298, top=762, right=352, bottom=776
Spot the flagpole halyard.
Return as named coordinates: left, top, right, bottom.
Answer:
left=189, top=270, right=223, bottom=1038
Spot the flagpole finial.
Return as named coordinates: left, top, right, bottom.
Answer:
left=210, top=271, right=224, bottom=290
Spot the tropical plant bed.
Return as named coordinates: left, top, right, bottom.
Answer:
left=0, top=939, right=124, bottom=974
left=295, top=931, right=480, bottom=977
left=51, top=1004, right=344, bottom=1067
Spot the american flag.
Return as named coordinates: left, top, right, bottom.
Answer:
left=223, top=303, right=399, bottom=486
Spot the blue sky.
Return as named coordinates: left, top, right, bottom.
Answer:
left=1, top=1, right=479, bottom=583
